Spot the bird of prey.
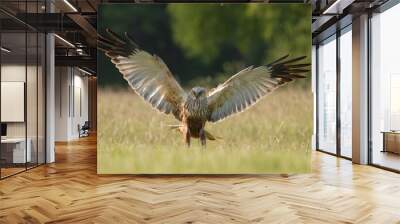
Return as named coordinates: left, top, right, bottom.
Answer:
left=98, top=29, right=310, bottom=147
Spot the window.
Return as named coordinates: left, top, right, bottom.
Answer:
left=371, top=3, right=400, bottom=171
left=390, top=74, right=400, bottom=130
left=317, top=35, right=337, bottom=154
left=0, top=1, right=46, bottom=179
left=339, top=26, right=352, bottom=158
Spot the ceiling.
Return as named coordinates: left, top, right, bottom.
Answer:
left=311, top=0, right=390, bottom=43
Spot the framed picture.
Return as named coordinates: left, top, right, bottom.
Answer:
left=97, top=3, right=312, bottom=174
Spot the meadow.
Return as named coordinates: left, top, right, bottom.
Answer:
left=97, top=84, right=312, bottom=174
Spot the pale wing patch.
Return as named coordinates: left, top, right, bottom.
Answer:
left=207, top=55, right=309, bottom=122
left=98, top=29, right=187, bottom=120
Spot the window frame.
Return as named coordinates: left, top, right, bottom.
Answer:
left=315, top=21, right=353, bottom=160
left=0, top=0, right=48, bottom=180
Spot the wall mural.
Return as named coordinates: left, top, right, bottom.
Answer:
left=97, top=3, right=312, bottom=174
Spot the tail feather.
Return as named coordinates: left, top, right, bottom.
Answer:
left=168, top=125, right=221, bottom=141
left=168, top=124, right=182, bottom=130
left=204, top=130, right=220, bottom=141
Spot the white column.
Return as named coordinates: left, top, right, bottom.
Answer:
left=46, top=33, right=55, bottom=163
left=46, top=1, right=55, bottom=163
left=352, top=14, right=369, bottom=164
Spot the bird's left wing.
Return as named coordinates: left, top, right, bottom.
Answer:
left=207, top=55, right=309, bottom=122
left=98, top=29, right=187, bottom=120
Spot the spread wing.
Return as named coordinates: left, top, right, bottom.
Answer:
left=98, top=29, right=186, bottom=120
left=207, top=55, right=310, bottom=122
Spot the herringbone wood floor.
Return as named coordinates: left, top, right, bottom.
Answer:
left=1, top=135, right=400, bottom=224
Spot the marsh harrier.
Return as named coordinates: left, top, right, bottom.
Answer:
left=98, top=29, right=310, bottom=146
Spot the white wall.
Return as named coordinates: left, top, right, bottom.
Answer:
left=72, top=72, right=89, bottom=138
left=1, top=65, right=27, bottom=139
left=1, top=65, right=37, bottom=138
left=55, top=66, right=70, bottom=141
left=1, top=64, right=26, bottom=81
left=55, top=67, right=89, bottom=141
left=1, top=62, right=47, bottom=164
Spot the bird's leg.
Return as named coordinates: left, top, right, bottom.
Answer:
left=184, top=126, right=191, bottom=147
left=199, top=128, right=206, bottom=147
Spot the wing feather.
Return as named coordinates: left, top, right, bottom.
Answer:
left=207, top=56, right=310, bottom=122
left=98, top=29, right=186, bottom=120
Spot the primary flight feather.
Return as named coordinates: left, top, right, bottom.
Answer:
left=98, top=29, right=310, bottom=146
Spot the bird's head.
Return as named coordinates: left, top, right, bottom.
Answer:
left=190, top=86, right=207, bottom=99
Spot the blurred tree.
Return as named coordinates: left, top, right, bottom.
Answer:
left=98, top=4, right=198, bottom=87
left=167, top=4, right=311, bottom=87
left=98, top=4, right=311, bottom=88
left=246, top=4, right=311, bottom=61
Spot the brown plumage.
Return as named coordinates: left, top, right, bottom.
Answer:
left=98, top=29, right=310, bottom=147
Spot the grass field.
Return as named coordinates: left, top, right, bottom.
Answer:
left=98, top=84, right=312, bottom=174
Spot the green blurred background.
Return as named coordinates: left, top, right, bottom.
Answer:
left=97, top=3, right=311, bottom=88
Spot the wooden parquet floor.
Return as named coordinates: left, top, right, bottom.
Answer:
left=1, top=135, right=400, bottom=224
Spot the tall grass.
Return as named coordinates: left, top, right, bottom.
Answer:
left=98, top=84, right=312, bottom=174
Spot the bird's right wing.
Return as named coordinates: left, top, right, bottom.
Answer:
left=207, top=55, right=309, bottom=122
left=98, top=29, right=187, bottom=120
